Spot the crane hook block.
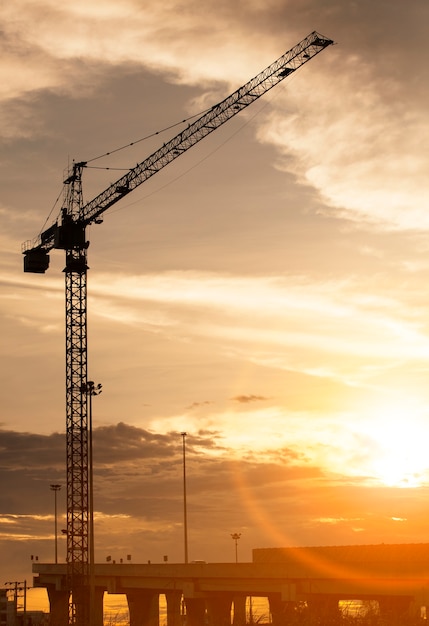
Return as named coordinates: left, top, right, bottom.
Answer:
left=23, top=249, right=50, bottom=273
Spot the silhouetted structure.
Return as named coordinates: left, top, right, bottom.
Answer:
left=33, top=543, right=429, bottom=626
left=22, top=31, right=333, bottom=626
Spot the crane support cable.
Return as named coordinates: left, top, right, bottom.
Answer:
left=85, top=109, right=212, bottom=164
left=22, top=31, right=333, bottom=255
left=81, top=31, right=333, bottom=225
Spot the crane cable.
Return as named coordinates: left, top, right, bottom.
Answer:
left=102, top=75, right=293, bottom=217
left=85, top=107, right=213, bottom=165
left=35, top=109, right=212, bottom=234
left=37, top=187, right=64, bottom=239
left=38, top=70, right=295, bottom=233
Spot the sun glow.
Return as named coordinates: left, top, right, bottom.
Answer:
left=357, top=398, right=429, bottom=488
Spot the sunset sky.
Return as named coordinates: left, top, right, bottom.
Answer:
left=2, top=0, right=429, bottom=609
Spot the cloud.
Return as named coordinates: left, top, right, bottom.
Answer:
left=0, top=429, right=64, bottom=469
left=86, top=271, right=429, bottom=386
left=6, top=268, right=429, bottom=436
left=2, top=0, right=429, bottom=232
left=0, top=423, right=328, bottom=567
left=259, top=67, right=429, bottom=231
left=3, top=419, right=429, bottom=587
left=0, top=0, right=275, bottom=118
left=0, top=0, right=301, bottom=99
left=3, top=0, right=429, bottom=596
left=232, top=394, right=268, bottom=404
left=185, top=401, right=213, bottom=410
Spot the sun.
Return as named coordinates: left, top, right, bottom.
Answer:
left=357, top=398, right=429, bottom=488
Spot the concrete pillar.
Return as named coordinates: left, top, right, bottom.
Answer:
left=73, top=586, right=90, bottom=626
left=307, top=595, right=340, bottom=622
left=232, top=596, right=246, bottom=626
left=46, top=585, right=69, bottom=626
left=93, top=587, right=105, bottom=626
left=165, top=591, right=182, bottom=626
left=184, top=597, right=206, bottom=626
left=378, top=596, right=412, bottom=620
left=126, top=590, right=159, bottom=626
left=268, top=594, right=297, bottom=626
left=206, top=594, right=232, bottom=626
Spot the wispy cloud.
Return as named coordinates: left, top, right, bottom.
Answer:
left=3, top=0, right=428, bottom=233
left=7, top=269, right=429, bottom=393
left=87, top=271, right=429, bottom=385
left=186, top=400, right=213, bottom=410
left=232, top=395, right=268, bottom=403
left=259, top=69, right=429, bottom=230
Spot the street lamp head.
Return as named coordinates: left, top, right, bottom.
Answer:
left=50, top=484, right=61, bottom=491
left=181, top=431, right=187, bottom=437
left=83, top=381, right=103, bottom=395
left=231, top=533, right=241, bottom=563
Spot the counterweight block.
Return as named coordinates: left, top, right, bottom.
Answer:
left=23, top=249, right=50, bottom=273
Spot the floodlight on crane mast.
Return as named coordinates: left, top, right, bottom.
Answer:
left=22, top=31, right=333, bottom=626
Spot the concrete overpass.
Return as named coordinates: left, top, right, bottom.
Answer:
left=33, top=544, right=429, bottom=625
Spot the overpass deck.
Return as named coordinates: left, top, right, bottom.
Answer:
left=32, top=544, right=429, bottom=625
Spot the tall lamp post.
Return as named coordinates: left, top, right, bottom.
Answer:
left=82, top=380, right=102, bottom=626
left=231, top=533, right=241, bottom=563
left=5, top=581, right=28, bottom=626
left=181, top=432, right=188, bottom=564
left=50, top=484, right=61, bottom=564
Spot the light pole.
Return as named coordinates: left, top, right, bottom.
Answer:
left=181, top=432, right=188, bottom=564
left=5, top=581, right=27, bottom=626
left=231, top=533, right=241, bottom=563
left=82, top=380, right=102, bottom=626
left=50, top=484, right=61, bottom=564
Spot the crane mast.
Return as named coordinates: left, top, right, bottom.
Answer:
left=22, top=31, right=333, bottom=626
left=63, top=163, right=90, bottom=623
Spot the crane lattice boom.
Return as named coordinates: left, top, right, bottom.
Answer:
left=23, top=31, right=332, bottom=260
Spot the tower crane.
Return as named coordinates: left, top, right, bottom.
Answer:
left=22, top=31, right=333, bottom=626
